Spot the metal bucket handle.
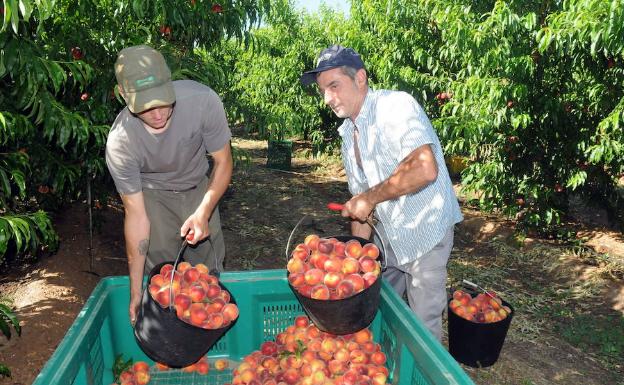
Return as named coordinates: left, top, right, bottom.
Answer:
left=165, top=232, right=219, bottom=312
left=285, top=205, right=387, bottom=271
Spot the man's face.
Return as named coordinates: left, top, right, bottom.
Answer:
left=136, top=105, right=173, bottom=130
left=316, top=67, right=366, bottom=121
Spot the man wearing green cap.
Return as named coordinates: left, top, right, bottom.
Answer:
left=106, top=45, right=232, bottom=325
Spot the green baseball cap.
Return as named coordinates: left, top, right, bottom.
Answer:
left=114, top=45, right=176, bottom=114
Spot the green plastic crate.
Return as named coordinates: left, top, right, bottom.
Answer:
left=32, top=269, right=475, bottom=385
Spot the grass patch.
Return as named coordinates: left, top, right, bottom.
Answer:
left=555, top=313, right=624, bottom=369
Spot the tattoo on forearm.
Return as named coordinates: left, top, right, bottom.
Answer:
left=138, top=239, right=149, bottom=256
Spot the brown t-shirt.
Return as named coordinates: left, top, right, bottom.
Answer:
left=106, top=80, right=231, bottom=195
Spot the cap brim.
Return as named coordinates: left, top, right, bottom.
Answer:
left=125, top=81, right=176, bottom=113
left=300, top=70, right=321, bottom=86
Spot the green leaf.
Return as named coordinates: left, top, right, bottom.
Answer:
left=9, top=0, right=19, bottom=34
left=0, top=303, right=20, bottom=337
left=0, top=363, right=10, bottom=378
left=18, top=0, right=33, bottom=21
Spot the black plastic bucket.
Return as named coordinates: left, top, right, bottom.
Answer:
left=133, top=261, right=235, bottom=368
left=447, top=298, right=514, bottom=367
left=288, top=235, right=383, bottom=335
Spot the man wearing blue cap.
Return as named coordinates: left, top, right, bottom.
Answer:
left=301, top=45, right=463, bottom=340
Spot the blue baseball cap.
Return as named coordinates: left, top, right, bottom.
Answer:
left=300, top=45, right=365, bottom=85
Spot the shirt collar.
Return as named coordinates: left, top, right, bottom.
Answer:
left=338, top=87, right=374, bottom=137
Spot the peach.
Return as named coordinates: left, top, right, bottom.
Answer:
left=219, top=289, right=231, bottom=303
left=359, top=256, right=378, bottom=273
left=361, top=243, right=380, bottom=259
left=306, top=325, right=321, bottom=339
left=362, top=272, right=378, bottom=288
left=332, top=241, right=347, bottom=257
left=341, top=257, right=360, bottom=275
left=334, top=347, right=350, bottom=362
left=317, top=240, right=334, bottom=254
left=449, top=298, right=462, bottom=312
left=132, top=361, right=150, bottom=373
left=261, top=341, right=279, bottom=356
left=148, top=284, right=161, bottom=299
left=239, top=369, right=256, bottom=384
left=222, top=303, right=239, bottom=322
left=307, top=337, right=322, bottom=352
left=321, top=337, right=337, bottom=354
left=353, top=328, right=372, bottom=344
left=174, top=293, right=192, bottom=310
left=205, top=312, right=225, bottom=329
left=310, top=252, right=330, bottom=270
left=119, top=371, right=134, bottom=384
left=336, top=280, right=355, bottom=298
left=156, top=289, right=172, bottom=307
left=484, top=309, right=499, bottom=323
left=297, top=285, right=313, bottom=298
left=150, top=273, right=166, bottom=287
left=189, top=285, right=206, bottom=303
left=287, top=257, right=306, bottom=274
left=205, top=284, right=222, bottom=299
left=291, top=243, right=311, bottom=260
left=288, top=272, right=306, bottom=287
left=190, top=306, right=208, bottom=326
left=160, top=263, right=174, bottom=276
left=294, top=315, right=309, bottom=328
left=310, top=284, right=330, bottom=300
left=345, top=240, right=363, bottom=259
left=344, top=274, right=365, bottom=293
left=304, top=268, right=324, bottom=286
left=489, top=296, right=503, bottom=310
left=206, top=298, right=226, bottom=313
left=323, top=257, right=343, bottom=273
left=214, top=358, right=229, bottom=371
left=155, top=362, right=169, bottom=371
left=205, top=274, right=219, bottom=285
left=361, top=341, right=377, bottom=353
left=371, top=371, right=388, bottom=385
left=176, top=261, right=192, bottom=273
left=370, top=351, right=386, bottom=365
left=183, top=267, right=201, bottom=284
left=196, top=361, right=209, bottom=374
left=282, top=368, right=300, bottom=385
left=349, top=349, right=368, bottom=364
left=323, top=271, right=343, bottom=289
left=304, top=234, right=321, bottom=250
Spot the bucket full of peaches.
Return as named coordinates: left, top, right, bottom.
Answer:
left=133, top=236, right=239, bottom=368
left=447, top=280, right=514, bottom=368
left=285, top=206, right=386, bottom=335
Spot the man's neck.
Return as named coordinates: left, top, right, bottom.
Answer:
left=349, top=88, right=369, bottom=123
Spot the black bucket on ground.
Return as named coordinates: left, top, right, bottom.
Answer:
left=289, top=235, right=383, bottom=335
left=447, top=298, right=514, bottom=367
left=133, top=261, right=235, bottom=368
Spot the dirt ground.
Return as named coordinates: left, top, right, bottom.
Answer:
left=0, top=136, right=622, bottom=385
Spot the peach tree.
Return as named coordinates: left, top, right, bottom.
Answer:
left=349, top=0, right=623, bottom=236
left=0, top=0, right=269, bottom=265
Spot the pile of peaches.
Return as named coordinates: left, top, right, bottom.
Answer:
left=229, top=315, right=389, bottom=385
left=148, top=262, right=239, bottom=329
left=449, top=289, right=512, bottom=323
left=114, top=356, right=231, bottom=385
left=287, top=234, right=382, bottom=300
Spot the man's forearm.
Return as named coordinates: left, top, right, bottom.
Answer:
left=125, top=223, right=150, bottom=299
left=364, top=146, right=438, bottom=206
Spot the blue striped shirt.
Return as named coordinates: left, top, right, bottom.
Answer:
left=338, top=88, right=463, bottom=265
